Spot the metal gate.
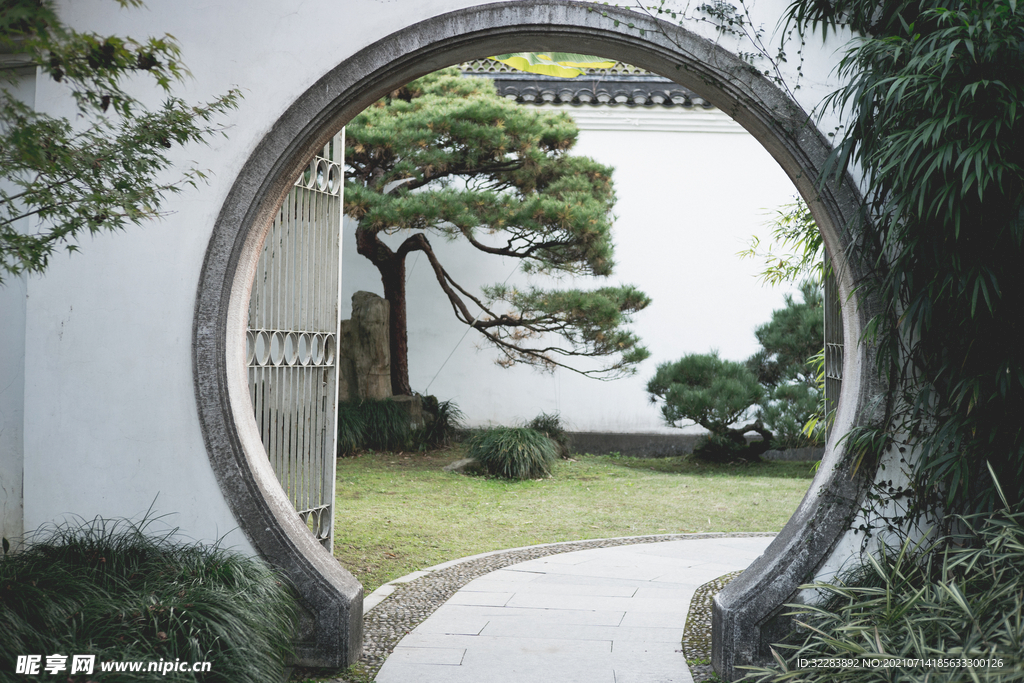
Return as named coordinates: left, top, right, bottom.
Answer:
left=246, top=132, right=344, bottom=551
left=824, top=262, right=843, bottom=438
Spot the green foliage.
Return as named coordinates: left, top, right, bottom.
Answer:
left=746, top=506, right=1024, bottom=682
left=648, top=352, right=765, bottom=433
left=0, top=516, right=296, bottom=683
left=647, top=352, right=770, bottom=461
left=0, top=0, right=239, bottom=283
left=798, top=347, right=830, bottom=443
left=345, top=68, right=650, bottom=392
left=747, top=283, right=826, bottom=448
left=748, top=283, right=824, bottom=388
left=339, top=397, right=467, bottom=454
left=648, top=199, right=826, bottom=455
left=337, top=399, right=411, bottom=454
left=739, top=198, right=823, bottom=288
left=761, top=383, right=824, bottom=448
left=466, top=427, right=558, bottom=480
left=691, top=432, right=760, bottom=462
left=527, top=411, right=572, bottom=458
left=337, top=404, right=368, bottom=456
left=360, top=400, right=411, bottom=451
left=482, top=284, right=652, bottom=373
left=415, top=398, right=466, bottom=449
left=788, top=0, right=1024, bottom=516
left=740, top=197, right=828, bottom=447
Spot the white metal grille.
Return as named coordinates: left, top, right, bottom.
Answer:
left=247, top=132, right=344, bottom=550
left=824, top=264, right=843, bottom=439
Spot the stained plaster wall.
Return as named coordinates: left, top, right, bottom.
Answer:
left=1, top=68, right=35, bottom=547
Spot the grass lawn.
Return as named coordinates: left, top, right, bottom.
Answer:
left=333, top=447, right=817, bottom=593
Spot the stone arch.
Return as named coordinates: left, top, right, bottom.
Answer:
left=193, top=0, right=882, bottom=675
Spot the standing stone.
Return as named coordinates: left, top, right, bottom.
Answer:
left=347, top=291, right=391, bottom=401
left=336, top=319, right=358, bottom=403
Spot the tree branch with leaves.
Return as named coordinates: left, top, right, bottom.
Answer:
left=344, top=68, right=651, bottom=395
left=0, top=0, right=240, bottom=283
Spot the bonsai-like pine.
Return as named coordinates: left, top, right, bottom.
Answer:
left=747, top=282, right=825, bottom=447
left=344, top=68, right=650, bottom=395
left=646, top=352, right=771, bottom=461
left=747, top=282, right=824, bottom=389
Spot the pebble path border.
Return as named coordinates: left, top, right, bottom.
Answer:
left=682, top=570, right=743, bottom=683
left=293, top=532, right=775, bottom=682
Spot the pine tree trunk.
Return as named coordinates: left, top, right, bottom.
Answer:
left=355, top=228, right=414, bottom=396
left=378, top=257, right=411, bottom=396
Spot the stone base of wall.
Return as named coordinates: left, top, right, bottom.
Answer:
left=568, top=432, right=700, bottom=458
left=761, top=447, right=825, bottom=462
left=567, top=433, right=824, bottom=461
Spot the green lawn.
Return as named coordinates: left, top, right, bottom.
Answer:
left=332, top=447, right=817, bottom=593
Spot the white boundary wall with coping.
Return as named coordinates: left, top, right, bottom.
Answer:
left=341, top=103, right=804, bottom=432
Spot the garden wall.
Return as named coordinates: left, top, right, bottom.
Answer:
left=340, top=104, right=801, bottom=432
left=0, top=0, right=883, bottom=676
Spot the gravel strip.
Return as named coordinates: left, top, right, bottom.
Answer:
left=682, top=570, right=743, bottom=683
left=294, top=532, right=773, bottom=682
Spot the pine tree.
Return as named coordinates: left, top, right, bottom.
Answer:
left=344, top=68, right=650, bottom=395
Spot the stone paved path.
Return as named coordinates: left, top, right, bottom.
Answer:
left=372, top=535, right=774, bottom=683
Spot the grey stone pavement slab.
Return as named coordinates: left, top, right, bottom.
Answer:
left=373, top=536, right=774, bottom=683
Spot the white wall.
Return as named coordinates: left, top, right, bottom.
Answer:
left=0, top=0, right=853, bottom=549
left=342, top=105, right=801, bottom=432
left=0, top=273, right=26, bottom=545
left=6, top=0, right=527, bottom=547
left=0, top=69, right=35, bottom=546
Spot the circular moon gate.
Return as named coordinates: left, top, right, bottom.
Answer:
left=193, top=1, right=882, bottom=675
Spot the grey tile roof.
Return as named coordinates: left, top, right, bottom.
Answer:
left=460, top=59, right=714, bottom=109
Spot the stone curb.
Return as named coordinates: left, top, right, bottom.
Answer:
left=363, top=531, right=777, bottom=613
left=296, top=532, right=780, bottom=682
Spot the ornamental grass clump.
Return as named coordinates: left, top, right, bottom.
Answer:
left=357, top=398, right=410, bottom=451
left=747, top=502, right=1024, bottom=682
left=527, top=411, right=572, bottom=458
left=0, top=516, right=296, bottom=683
left=336, top=404, right=367, bottom=455
left=467, top=427, right=557, bottom=480
left=416, top=398, right=466, bottom=449
left=337, top=398, right=411, bottom=454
